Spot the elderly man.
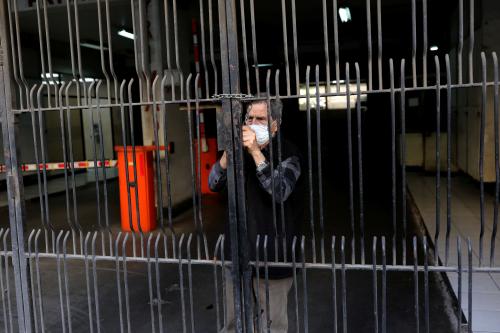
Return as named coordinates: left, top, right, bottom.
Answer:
left=209, top=98, right=304, bottom=333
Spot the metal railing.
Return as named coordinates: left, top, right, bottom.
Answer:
left=0, top=0, right=498, bottom=332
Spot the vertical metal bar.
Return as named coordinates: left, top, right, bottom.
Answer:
left=254, top=236, right=262, bottom=332
left=239, top=0, right=251, bottom=94
left=198, top=0, right=210, bottom=97
left=213, top=236, right=223, bottom=332
left=492, top=52, right=500, bottom=266
left=249, top=0, right=260, bottom=95
left=3, top=230, right=13, bottom=333
left=152, top=76, right=165, bottom=232
left=341, top=236, right=347, bottom=333
left=332, top=0, right=340, bottom=93
left=83, top=233, right=94, bottom=333
left=95, top=82, right=109, bottom=229
left=458, top=0, right=464, bottom=84
left=217, top=1, right=245, bottom=331
left=27, top=231, right=39, bottom=333
left=479, top=52, right=486, bottom=266
left=127, top=78, right=143, bottom=233
left=195, top=76, right=209, bottom=260
left=74, top=0, right=88, bottom=105
left=381, top=237, right=386, bottom=333
left=208, top=0, right=218, bottom=95
left=264, top=236, right=271, bottom=333
left=160, top=76, right=176, bottom=237
left=6, top=0, right=25, bottom=110
left=154, top=234, right=164, bottom=332
left=104, top=0, right=119, bottom=103
left=366, top=0, right=373, bottom=91
left=468, top=0, right=475, bottom=84
left=346, top=63, right=355, bottom=263
left=291, top=0, right=300, bottom=94
left=305, top=67, right=316, bottom=263
left=88, top=80, right=103, bottom=229
left=65, top=83, right=81, bottom=231
left=186, top=74, right=199, bottom=247
left=424, top=237, right=429, bottom=333
left=356, top=63, right=365, bottom=264
left=114, top=233, right=125, bottom=333
left=400, top=59, right=407, bottom=265
left=376, top=0, right=382, bottom=89
left=172, top=0, right=184, bottom=99
left=62, top=233, right=72, bottom=333
left=331, top=236, right=338, bottom=333
left=322, top=0, right=330, bottom=94
left=413, top=236, right=419, bottom=333
left=122, top=234, right=132, bottom=333
left=292, top=237, right=300, bottom=332
left=301, top=236, right=309, bottom=333
left=35, top=231, right=46, bottom=333
left=445, top=54, right=452, bottom=266
left=187, top=234, right=196, bottom=333
left=96, top=0, right=112, bottom=104
left=422, top=0, right=428, bottom=87
left=29, top=86, right=47, bottom=230
left=372, top=237, right=378, bottom=333
left=275, top=70, right=287, bottom=262
left=411, top=0, right=417, bottom=88
left=281, top=0, right=291, bottom=96
left=315, top=65, right=325, bottom=263
left=265, top=70, right=278, bottom=261
left=91, top=233, right=102, bottom=333
left=389, top=59, right=396, bottom=264
left=36, top=85, right=51, bottom=231
left=0, top=230, right=10, bottom=333
left=58, top=82, right=74, bottom=230
left=146, top=234, right=156, bottom=333
left=119, top=80, right=134, bottom=232
left=178, top=234, right=187, bottom=333
left=457, top=237, right=462, bottom=333
left=467, top=238, right=472, bottom=333
left=435, top=56, right=441, bottom=262
left=333, top=0, right=340, bottom=92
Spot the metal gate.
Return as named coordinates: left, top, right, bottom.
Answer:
left=0, top=0, right=499, bottom=332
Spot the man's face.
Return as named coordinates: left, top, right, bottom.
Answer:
left=245, top=102, right=278, bottom=134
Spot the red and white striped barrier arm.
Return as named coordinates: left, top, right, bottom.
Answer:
left=0, top=160, right=118, bottom=173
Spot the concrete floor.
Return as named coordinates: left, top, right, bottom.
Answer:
left=0, top=172, right=459, bottom=332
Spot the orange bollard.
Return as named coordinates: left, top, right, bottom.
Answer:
left=115, top=146, right=157, bottom=232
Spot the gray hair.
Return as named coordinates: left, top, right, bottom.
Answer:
left=246, top=94, right=283, bottom=124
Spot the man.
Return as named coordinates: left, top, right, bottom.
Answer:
left=208, top=97, right=304, bottom=333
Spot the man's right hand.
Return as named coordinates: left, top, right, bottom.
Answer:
left=219, top=151, right=227, bottom=169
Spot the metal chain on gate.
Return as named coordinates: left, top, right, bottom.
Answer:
left=211, top=93, right=253, bottom=100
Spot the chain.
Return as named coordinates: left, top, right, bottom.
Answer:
left=211, top=93, right=253, bottom=100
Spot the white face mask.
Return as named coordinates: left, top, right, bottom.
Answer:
left=249, top=124, right=270, bottom=145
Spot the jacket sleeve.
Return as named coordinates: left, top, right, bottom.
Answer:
left=255, top=155, right=301, bottom=203
left=208, top=160, right=227, bottom=192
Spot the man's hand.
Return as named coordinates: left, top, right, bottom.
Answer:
left=242, top=126, right=260, bottom=153
left=242, top=126, right=266, bottom=166
left=219, top=151, right=227, bottom=169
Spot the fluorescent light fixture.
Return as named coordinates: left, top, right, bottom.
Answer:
left=252, top=63, right=273, bottom=68
left=81, top=42, right=108, bottom=51
left=80, top=78, right=97, bottom=83
left=118, top=29, right=134, bottom=40
left=339, top=7, right=351, bottom=23
left=298, top=82, right=367, bottom=111
left=430, top=45, right=438, bottom=51
left=41, top=73, right=59, bottom=79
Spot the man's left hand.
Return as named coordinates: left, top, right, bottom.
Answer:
left=242, top=126, right=260, bottom=153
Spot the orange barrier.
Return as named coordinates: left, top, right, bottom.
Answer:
left=115, top=146, right=157, bottom=232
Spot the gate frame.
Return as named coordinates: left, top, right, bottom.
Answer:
left=0, top=0, right=32, bottom=331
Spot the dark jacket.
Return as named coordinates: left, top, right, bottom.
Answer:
left=208, top=137, right=305, bottom=279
